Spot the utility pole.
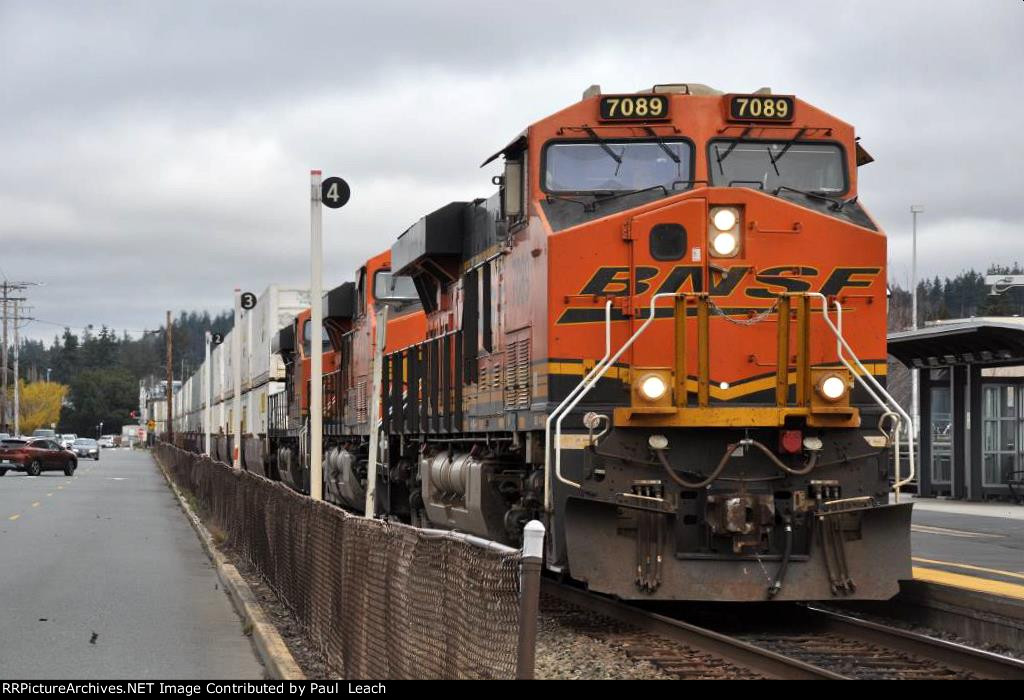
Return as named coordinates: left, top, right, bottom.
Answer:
left=13, top=300, right=19, bottom=436
left=2, top=283, right=8, bottom=432
left=166, top=310, right=173, bottom=443
left=1, top=281, right=41, bottom=434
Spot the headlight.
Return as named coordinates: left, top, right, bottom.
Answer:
left=639, top=374, right=668, bottom=401
left=817, top=374, right=848, bottom=402
left=709, top=207, right=741, bottom=257
left=711, top=231, right=738, bottom=256
left=712, top=208, right=737, bottom=232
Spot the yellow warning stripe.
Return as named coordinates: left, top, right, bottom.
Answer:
left=543, top=361, right=887, bottom=400
left=913, top=566, right=1024, bottom=601
left=913, top=557, right=1024, bottom=581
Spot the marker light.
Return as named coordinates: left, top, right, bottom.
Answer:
left=712, top=208, right=738, bottom=232
left=639, top=375, right=668, bottom=401
left=711, top=232, right=739, bottom=256
left=818, top=374, right=847, bottom=401
left=648, top=434, right=669, bottom=450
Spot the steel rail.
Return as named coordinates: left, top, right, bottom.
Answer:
left=803, top=605, right=1024, bottom=679
left=542, top=580, right=845, bottom=680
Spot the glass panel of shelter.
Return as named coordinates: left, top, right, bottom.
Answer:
left=930, top=383, right=952, bottom=484
left=982, top=383, right=1021, bottom=486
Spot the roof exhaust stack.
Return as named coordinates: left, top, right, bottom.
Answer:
left=582, top=84, right=601, bottom=99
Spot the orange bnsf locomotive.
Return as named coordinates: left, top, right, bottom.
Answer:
left=268, top=249, right=426, bottom=501
left=269, top=83, right=914, bottom=602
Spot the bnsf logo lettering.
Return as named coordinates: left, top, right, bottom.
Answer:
left=559, top=265, right=880, bottom=324
left=578, top=265, right=879, bottom=298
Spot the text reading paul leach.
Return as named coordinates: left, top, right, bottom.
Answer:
left=2, top=683, right=386, bottom=696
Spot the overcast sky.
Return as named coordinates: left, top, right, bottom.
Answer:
left=2, top=1, right=1021, bottom=341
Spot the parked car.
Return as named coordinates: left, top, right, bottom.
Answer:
left=32, top=429, right=56, bottom=439
left=98, top=435, right=116, bottom=448
left=0, top=438, right=77, bottom=476
left=60, top=433, right=78, bottom=449
left=72, top=438, right=100, bottom=461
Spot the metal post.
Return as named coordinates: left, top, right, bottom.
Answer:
left=166, top=310, right=173, bottom=444
left=232, top=289, right=242, bottom=469
left=12, top=300, right=19, bottom=436
left=310, top=170, right=324, bottom=501
left=205, top=330, right=212, bottom=456
left=911, top=205, right=923, bottom=440
left=516, top=520, right=545, bottom=680
left=364, top=305, right=388, bottom=517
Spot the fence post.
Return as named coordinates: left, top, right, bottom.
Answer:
left=516, top=519, right=545, bottom=680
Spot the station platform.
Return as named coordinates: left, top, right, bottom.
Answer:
left=897, top=494, right=1024, bottom=600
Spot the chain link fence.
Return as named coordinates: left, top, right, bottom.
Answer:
left=153, top=442, right=536, bottom=679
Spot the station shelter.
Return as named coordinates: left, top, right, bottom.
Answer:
left=888, top=318, right=1024, bottom=501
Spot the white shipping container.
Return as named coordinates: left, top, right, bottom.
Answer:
left=242, top=285, right=310, bottom=391
left=212, top=340, right=225, bottom=403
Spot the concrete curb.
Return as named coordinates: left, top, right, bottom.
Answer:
left=152, top=453, right=306, bottom=680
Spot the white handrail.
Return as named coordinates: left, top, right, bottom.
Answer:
left=809, top=293, right=915, bottom=501
left=544, top=291, right=913, bottom=509
left=544, top=301, right=612, bottom=512
left=547, top=294, right=681, bottom=511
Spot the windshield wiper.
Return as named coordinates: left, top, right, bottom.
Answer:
left=591, top=184, right=668, bottom=207
left=582, top=126, right=623, bottom=170
left=714, top=127, right=753, bottom=173
left=643, top=127, right=680, bottom=164
left=546, top=193, right=597, bottom=213
left=767, top=128, right=807, bottom=175
left=772, top=185, right=844, bottom=206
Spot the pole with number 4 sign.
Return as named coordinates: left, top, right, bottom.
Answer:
left=310, top=172, right=350, bottom=502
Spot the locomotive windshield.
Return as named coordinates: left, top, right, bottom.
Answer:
left=544, top=139, right=692, bottom=193
left=301, top=319, right=331, bottom=356
left=710, top=140, right=845, bottom=194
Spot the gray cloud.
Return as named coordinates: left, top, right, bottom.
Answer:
left=1, top=1, right=1022, bottom=340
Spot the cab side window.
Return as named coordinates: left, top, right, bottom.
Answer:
left=356, top=268, right=367, bottom=318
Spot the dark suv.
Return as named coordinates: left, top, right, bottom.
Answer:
left=0, top=438, right=78, bottom=476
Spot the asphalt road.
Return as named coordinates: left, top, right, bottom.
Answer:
left=911, top=508, right=1024, bottom=592
left=0, top=448, right=263, bottom=679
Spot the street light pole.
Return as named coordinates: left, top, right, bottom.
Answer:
left=910, top=205, right=924, bottom=439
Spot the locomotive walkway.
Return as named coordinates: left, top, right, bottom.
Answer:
left=0, top=449, right=262, bottom=679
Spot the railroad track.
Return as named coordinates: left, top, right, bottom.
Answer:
left=542, top=580, right=1024, bottom=679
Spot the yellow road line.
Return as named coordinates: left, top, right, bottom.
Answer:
left=46, top=493, right=53, bottom=497
left=8, top=514, right=19, bottom=521
left=913, top=557, right=1024, bottom=581
left=31, top=502, right=39, bottom=508
left=57, top=485, right=63, bottom=490
left=914, top=567, right=1024, bottom=600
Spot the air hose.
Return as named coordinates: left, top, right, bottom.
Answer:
left=655, top=438, right=818, bottom=488
left=767, top=519, right=793, bottom=599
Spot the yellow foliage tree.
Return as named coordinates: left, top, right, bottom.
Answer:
left=15, top=380, right=67, bottom=434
